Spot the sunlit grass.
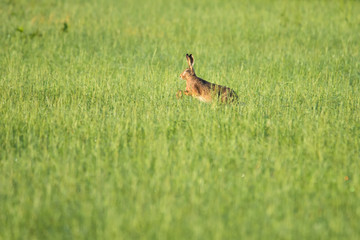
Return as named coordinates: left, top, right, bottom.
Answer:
left=1, top=0, right=360, bottom=239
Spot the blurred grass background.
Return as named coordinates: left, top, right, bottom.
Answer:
left=1, top=0, right=360, bottom=239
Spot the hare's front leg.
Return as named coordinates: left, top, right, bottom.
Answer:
left=177, top=90, right=192, bottom=99
left=176, top=90, right=184, bottom=99
left=183, top=90, right=192, bottom=96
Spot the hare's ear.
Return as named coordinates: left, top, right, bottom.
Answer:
left=186, top=54, right=192, bottom=68
left=186, top=53, right=195, bottom=72
left=189, top=54, right=194, bottom=67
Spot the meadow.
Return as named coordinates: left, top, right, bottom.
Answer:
left=1, top=0, right=360, bottom=239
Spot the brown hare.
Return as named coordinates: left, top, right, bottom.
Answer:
left=177, top=54, right=238, bottom=103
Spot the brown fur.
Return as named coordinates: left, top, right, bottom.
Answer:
left=177, top=54, right=238, bottom=103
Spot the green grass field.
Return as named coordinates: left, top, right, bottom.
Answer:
left=1, top=0, right=360, bottom=239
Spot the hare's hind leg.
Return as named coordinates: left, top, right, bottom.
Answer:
left=221, top=89, right=238, bottom=103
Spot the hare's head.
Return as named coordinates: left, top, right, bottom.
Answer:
left=180, top=54, right=195, bottom=80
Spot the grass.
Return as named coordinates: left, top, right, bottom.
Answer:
left=1, top=0, right=360, bottom=239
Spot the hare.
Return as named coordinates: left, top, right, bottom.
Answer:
left=177, top=54, right=238, bottom=103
